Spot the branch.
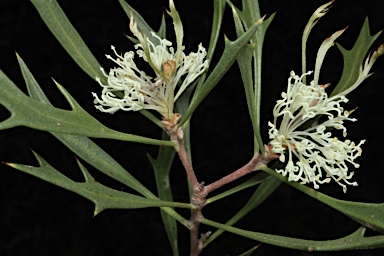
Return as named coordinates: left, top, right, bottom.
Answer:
left=205, top=145, right=277, bottom=194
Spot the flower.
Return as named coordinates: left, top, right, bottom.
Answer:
left=92, top=0, right=209, bottom=121
left=267, top=0, right=384, bottom=192
left=268, top=71, right=365, bottom=192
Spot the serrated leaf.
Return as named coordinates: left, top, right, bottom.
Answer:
left=331, top=18, right=382, bottom=96
left=202, top=219, right=384, bottom=251
left=17, top=53, right=150, bottom=196
left=262, top=166, right=384, bottom=233
left=16, top=54, right=189, bottom=227
left=232, top=3, right=275, bottom=153
left=6, top=153, right=191, bottom=215
left=29, top=0, right=163, bottom=127
left=148, top=132, right=179, bottom=256
left=0, top=69, right=174, bottom=147
left=29, top=0, right=104, bottom=83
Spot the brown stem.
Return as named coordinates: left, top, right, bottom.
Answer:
left=189, top=182, right=207, bottom=256
left=177, top=135, right=199, bottom=188
left=163, top=114, right=203, bottom=255
left=164, top=116, right=278, bottom=255
left=163, top=114, right=199, bottom=189
left=204, top=153, right=269, bottom=194
left=189, top=208, right=201, bottom=256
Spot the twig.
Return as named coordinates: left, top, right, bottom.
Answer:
left=164, top=116, right=278, bottom=255
left=204, top=152, right=269, bottom=194
left=163, top=114, right=199, bottom=188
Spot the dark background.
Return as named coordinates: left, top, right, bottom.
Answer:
left=1, top=0, right=384, bottom=255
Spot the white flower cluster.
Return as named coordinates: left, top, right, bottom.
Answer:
left=92, top=0, right=208, bottom=121
left=267, top=0, right=383, bottom=192
left=268, top=71, right=365, bottom=192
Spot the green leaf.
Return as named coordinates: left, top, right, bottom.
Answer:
left=6, top=153, right=191, bottom=215
left=204, top=175, right=282, bottom=247
left=331, top=18, right=382, bottom=96
left=29, top=0, right=104, bottom=83
left=16, top=54, right=189, bottom=228
left=157, top=14, right=167, bottom=39
left=202, top=219, right=384, bottom=251
left=0, top=69, right=174, bottom=147
left=139, top=109, right=165, bottom=129
left=29, top=0, right=166, bottom=127
left=230, top=3, right=275, bottom=154
left=194, top=0, right=226, bottom=96
left=179, top=18, right=264, bottom=127
left=238, top=245, right=261, bottom=256
left=148, top=133, right=179, bottom=256
left=17, top=53, right=149, bottom=195
left=262, top=166, right=384, bottom=233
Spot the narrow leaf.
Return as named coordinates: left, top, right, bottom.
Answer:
left=17, top=55, right=189, bottom=227
left=0, top=70, right=174, bottom=146
left=238, top=245, right=261, bottom=256
left=202, top=219, right=384, bottom=251
left=227, top=0, right=275, bottom=153
left=6, top=153, right=191, bottom=215
left=148, top=133, right=179, bottom=256
left=332, top=18, right=382, bottom=96
left=194, top=0, right=226, bottom=95
left=29, top=0, right=104, bottom=82
left=180, top=18, right=264, bottom=127
left=204, top=176, right=282, bottom=246
left=262, top=166, right=384, bottom=233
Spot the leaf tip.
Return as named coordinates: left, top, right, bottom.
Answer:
left=3, top=161, right=15, bottom=168
left=51, top=77, right=60, bottom=86
left=93, top=205, right=104, bottom=217
left=15, top=52, right=21, bottom=60
left=77, top=159, right=94, bottom=182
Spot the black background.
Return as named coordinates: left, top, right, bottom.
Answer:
left=1, top=0, right=384, bottom=255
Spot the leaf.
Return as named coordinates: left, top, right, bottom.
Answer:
left=201, top=219, right=384, bottom=251
left=5, top=153, right=190, bottom=215
left=331, top=18, right=382, bottom=96
left=0, top=69, right=174, bottom=147
left=148, top=133, right=179, bottom=256
left=262, top=166, right=384, bottom=233
left=230, top=3, right=275, bottom=153
left=16, top=54, right=190, bottom=227
left=157, top=14, right=167, bottom=39
left=179, top=18, right=264, bottom=127
left=194, top=0, right=226, bottom=96
left=17, top=53, right=149, bottom=194
left=29, top=0, right=165, bottom=127
left=29, top=0, right=104, bottom=83
left=204, top=176, right=282, bottom=247
left=238, top=245, right=261, bottom=256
